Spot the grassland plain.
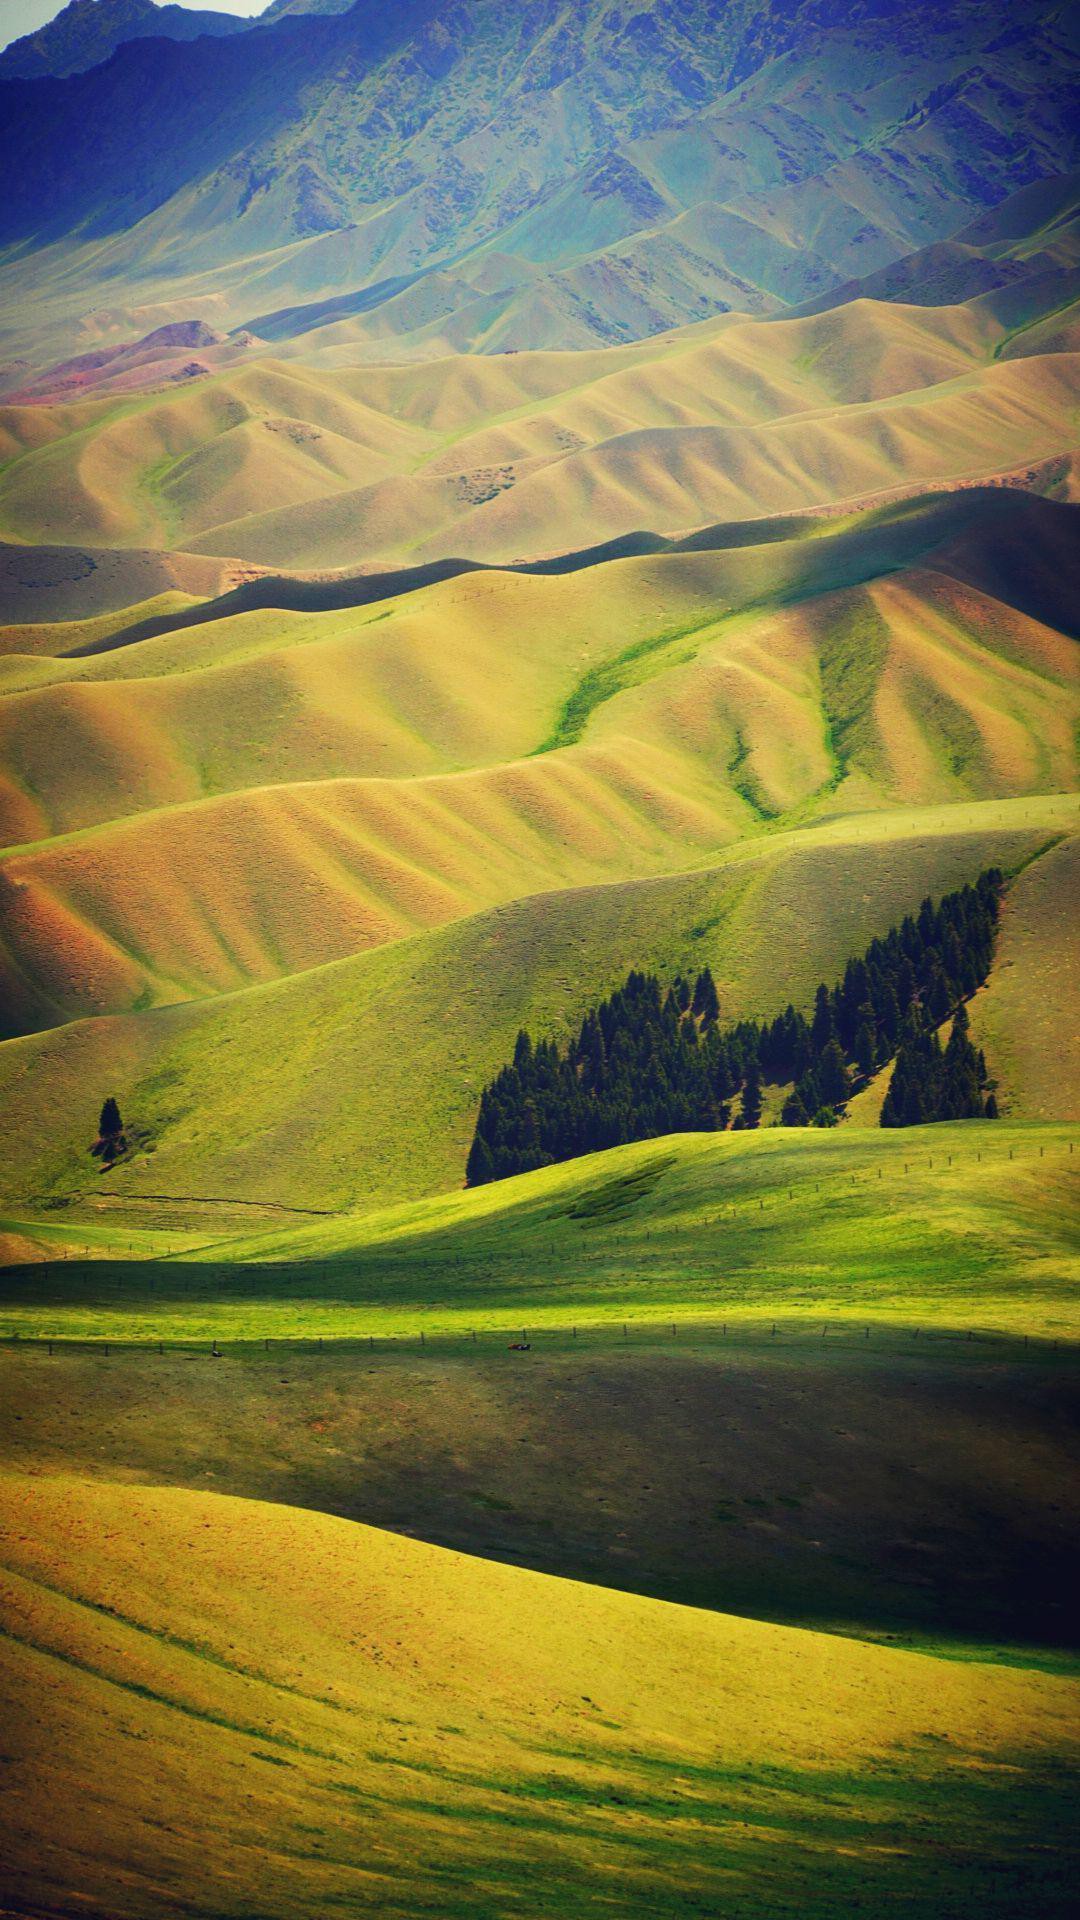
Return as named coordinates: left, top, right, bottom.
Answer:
left=0, top=1471, right=1078, bottom=1920
left=1, top=1122, right=1076, bottom=1343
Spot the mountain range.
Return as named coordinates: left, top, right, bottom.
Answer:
left=0, top=0, right=1077, bottom=368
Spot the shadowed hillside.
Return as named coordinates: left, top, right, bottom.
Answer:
left=0, top=489, right=1076, bottom=1039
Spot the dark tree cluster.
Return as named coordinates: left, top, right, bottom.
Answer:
left=465, top=870, right=1003, bottom=1185
left=776, top=867, right=1003, bottom=1130
left=881, top=1001, right=996, bottom=1127
left=465, top=968, right=756, bottom=1186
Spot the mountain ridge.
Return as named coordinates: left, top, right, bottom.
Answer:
left=0, top=0, right=251, bottom=81
left=1, top=0, right=1077, bottom=364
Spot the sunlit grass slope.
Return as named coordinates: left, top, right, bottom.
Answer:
left=971, top=833, right=1080, bottom=1121
left=0, top=798, right=1072, bottom=1208
left=1, top=491, right=1076, bottom=1033
left=1, top=295, right=1077, bottom=569
left=1, top=1122, right=1075, bottom=1345
left=1, top=1471, right=1077, bottom=1919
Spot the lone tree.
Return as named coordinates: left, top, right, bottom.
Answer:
left=94, top=1097, right=125, bottom=1166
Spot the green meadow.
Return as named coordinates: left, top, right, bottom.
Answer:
left=2, top=1122, right=1076, bottom=1345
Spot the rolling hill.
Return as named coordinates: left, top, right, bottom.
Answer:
left=0, top=484, right=1076, bottom=1037
left=2, top=293, right=1077, bottom=575
left=0, top=796, right=1075, bottom=1215
left=2, top=1470, right=1076, bottom=1919
left=3, top=1308, right=1078, bottom=1649
left=2, top=5, right=1079, bottom=1915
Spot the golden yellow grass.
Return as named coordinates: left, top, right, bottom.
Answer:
left=0, top=1469, right=1077, bottom=1917
left=1, top=531, right=1075, bottom=1030
left=1, top=295, right=1076, bottom=569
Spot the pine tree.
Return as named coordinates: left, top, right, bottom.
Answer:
left=811, top=982, right=835, bottom=1051
left=464, top=872, right=1004, bottom=1180
left=692, top=967, right=720, bottom=1025
left=736, top=1063, right=763, bottom=1130
left=99, top=1097, right=122, bottom=1139
left=853, top=1018, right=877, bottom=1080
left=816, top=1039, right=852, bottom=1110
left=466, top=1135, right=495, bottom=1187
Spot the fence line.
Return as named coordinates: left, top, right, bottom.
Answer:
left=0, top=1315, right=1067, bottom=1362
left=0, top=1135, right=1074, bottom=1273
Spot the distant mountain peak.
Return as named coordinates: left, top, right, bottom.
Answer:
left=0, top=0, right=250, bottom=81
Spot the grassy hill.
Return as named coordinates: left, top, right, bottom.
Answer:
left=2, top=12, right=1079, bottom=1914
left=1, top=1119, right=1076, bottom=1342
left=0, top=486, right=1076, bottom=1039
left=3, top=1323, right=1077, bottom=1650
left=0, top=1470, right=1077, bottom=1919
left=0, top=797, right=1075, bottom=1210
left=2, top=300, right=1078, bottom=571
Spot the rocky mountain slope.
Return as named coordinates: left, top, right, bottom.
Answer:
left=0, top=0, right=1077, bottom=362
